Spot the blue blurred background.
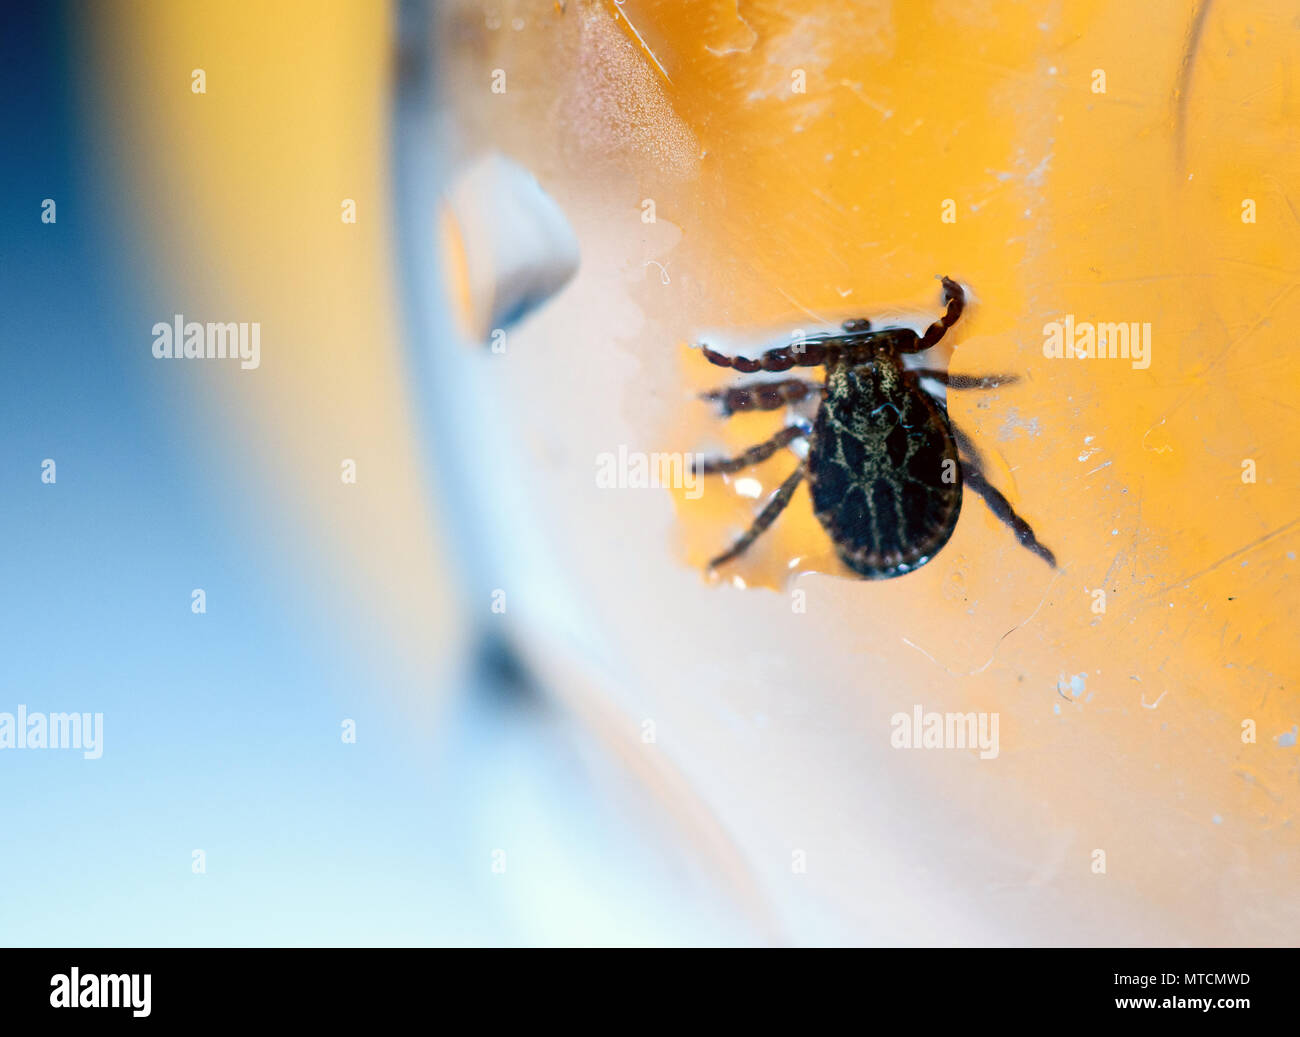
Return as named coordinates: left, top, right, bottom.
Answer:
left=0, top=1, right=746, bottom=947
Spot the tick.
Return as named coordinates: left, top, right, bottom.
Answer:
left=694, top=277, right=1057, bottom=579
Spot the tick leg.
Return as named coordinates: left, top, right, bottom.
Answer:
left=701, top=379, right=824, bottom=416
left=960, top=459, right=1057, bottom=569
left=947, top=417, right=988, bottom=474
left=700, top=339, right=830, bottom=373
left=694, top=425, right=807, bottom=475
left=901, top=275, right=965, bottom=353
left=709, top=461, right=807, bottom=570
left=912, top=369, right=1018, bottom=389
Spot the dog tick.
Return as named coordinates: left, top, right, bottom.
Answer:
left=695, top=277, right=1057, bottom=579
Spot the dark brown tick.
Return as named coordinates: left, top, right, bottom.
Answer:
left=694, top=277, right=1057, bottom=579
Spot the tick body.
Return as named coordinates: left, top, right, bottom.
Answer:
left=695, top=277, right=1057, bottom=579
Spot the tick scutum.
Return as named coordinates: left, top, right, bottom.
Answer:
left=807, top=354, right=962, bottom=579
